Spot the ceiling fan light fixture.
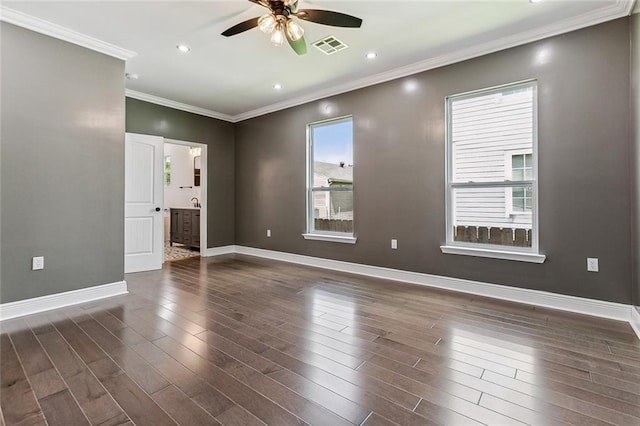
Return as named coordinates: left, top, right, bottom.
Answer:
left=271, top=23, right=285, bottom=46
left=258, top=14, right=277, bottom=34
left=221, top=0, right=363, bottom=55
left=285, top=19, right=304, bottom=41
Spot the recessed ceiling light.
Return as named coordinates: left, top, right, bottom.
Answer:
left=366, top=52, right=378, bottom=59
left=273, top=83, right=283, bottom=90
left=176, top=44, right=191, bottom=53
left=125, top=73, right=139, bottom=80
left=529, top=0, right=542, bottom=3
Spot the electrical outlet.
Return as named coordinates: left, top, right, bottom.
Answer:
left=266, top=229, right=271, bottom=238
left=32, top=256, right=44, bottom=271
left=587, top=257, right=599, bottom=272
left=391, top=239, right=398, bottom=250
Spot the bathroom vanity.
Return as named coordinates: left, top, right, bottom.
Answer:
left=170, top=208, right=200, bottom=249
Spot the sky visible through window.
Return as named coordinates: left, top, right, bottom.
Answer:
left=313, top=120, right=353, bottom=165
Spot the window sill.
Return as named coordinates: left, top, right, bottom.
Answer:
left=440, top=245, right=546, bottom=263
left=302, top=234, right=357, bottom=244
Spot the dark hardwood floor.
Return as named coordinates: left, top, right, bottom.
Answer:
left=1, top=254, right=639, bottom=425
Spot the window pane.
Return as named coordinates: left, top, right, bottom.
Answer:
left=451, top=86, right=534, bottom=183
left=513, top=198, right=525, bottom=211
left=164, top=156, right=171, bottom=186
left=312, top=189, right=353, bottom=233
left=512, top=186, right=532, bottom=213
left=524, top=169, right=533, bottom=180
left=512, top=155, right=524, bottom=169
left=448, top=81, right=536, bottom=250
left=312, top=120, right=353, bottom=186
left=525, top=199, right=532, bottom=210
left=310, top=118, right=354, bottom=235
left=452, top=186, right=532, bottom=247
left=512, top=169, right=524, bottom=181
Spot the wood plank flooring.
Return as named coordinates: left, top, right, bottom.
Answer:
left=1, top=254, right=639, bottom=425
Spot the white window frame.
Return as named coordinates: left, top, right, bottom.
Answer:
left=504, top=150, right=533, bottom=217
left=441, top=80, right=545, bottom=263
left=303, top=116, right=356, bottom=244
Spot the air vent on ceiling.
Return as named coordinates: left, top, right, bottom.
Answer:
left=312, top=36, right=348, bottom=55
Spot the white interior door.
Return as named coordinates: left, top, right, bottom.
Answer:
left=125, top=133, right=164, bottom=273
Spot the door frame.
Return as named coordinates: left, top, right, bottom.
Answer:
left=164, top=138, right=208, bottom=256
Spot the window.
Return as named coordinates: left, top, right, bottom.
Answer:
left=505, top=151, right=533, bottom=215
left=164, top=155, right=171, bottom=186
left=511, top=153, right=533, bottom=213
left=304, top=116, right=355, bottom=243
left=442, top=81, right=544, bottom=262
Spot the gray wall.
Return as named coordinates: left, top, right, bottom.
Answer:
left=2, top=17, right=636, bottom=307
left=235, top=18, right=632, bottom=304
left=1, top=23, right=125, bottom=303
left=125, top=98, right=235, bottom=248
left=632, top=13, right=640, bottom=308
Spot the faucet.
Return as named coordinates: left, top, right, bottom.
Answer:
left=190, top=197, right=200, bottom=208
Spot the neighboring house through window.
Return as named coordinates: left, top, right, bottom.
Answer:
left=304, top=116, right=355, bottom=242
left=505, top=151, right=533, bottom=215
left=442, top=80, right=544, bottom=262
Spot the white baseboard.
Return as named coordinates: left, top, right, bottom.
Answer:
left=631, top=307, right=640, bottom=340
left=0, top=281, right=128, bottom=321
left=3, top=247, right=631, bottom=336
left=233, top=246, right=632, bottom=323
left=202, top=245, right=236, bottom=257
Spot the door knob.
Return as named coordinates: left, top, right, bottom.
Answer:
left=155, top=207, right=161, bottom=212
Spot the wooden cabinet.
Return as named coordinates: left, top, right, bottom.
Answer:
left=170, top=208, right=200, bottom=249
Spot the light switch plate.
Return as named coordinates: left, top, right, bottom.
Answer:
left=587, top=257, right=598, bottom=272
left=266, top=229, right=271, bottom=237
left=391, top=239, right=398, bottom=250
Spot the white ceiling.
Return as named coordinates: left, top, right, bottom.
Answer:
left=1, top=1, right=636, bottom=121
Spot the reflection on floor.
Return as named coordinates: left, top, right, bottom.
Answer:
left=164, top=241, right=200, bottom=262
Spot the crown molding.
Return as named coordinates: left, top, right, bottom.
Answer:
left=21, top=0, right=629, bottom=122
left=233, top=0, right=635, bottom=121
left=0, top=6, right=136, bottom=60
left=125, top=90, right=235, bottom=122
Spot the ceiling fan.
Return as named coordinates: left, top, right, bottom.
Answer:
left=221, top=0, right=363, bottom=55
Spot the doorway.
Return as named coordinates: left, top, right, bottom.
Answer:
left=124, top=133, right=207, bottom=273
left=163, top=139, right=207, bottom=263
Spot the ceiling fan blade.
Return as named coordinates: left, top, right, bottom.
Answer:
left=287, top=34, right=307, bottom=55
left=295, top=9, right=362, bottom=28
left=221, top=17, right=260, bottom=36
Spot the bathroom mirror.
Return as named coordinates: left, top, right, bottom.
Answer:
left=194, top=155, right=201, bottom=186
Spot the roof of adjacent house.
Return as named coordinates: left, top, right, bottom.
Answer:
left=314, top=161, right=353, bottom=185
